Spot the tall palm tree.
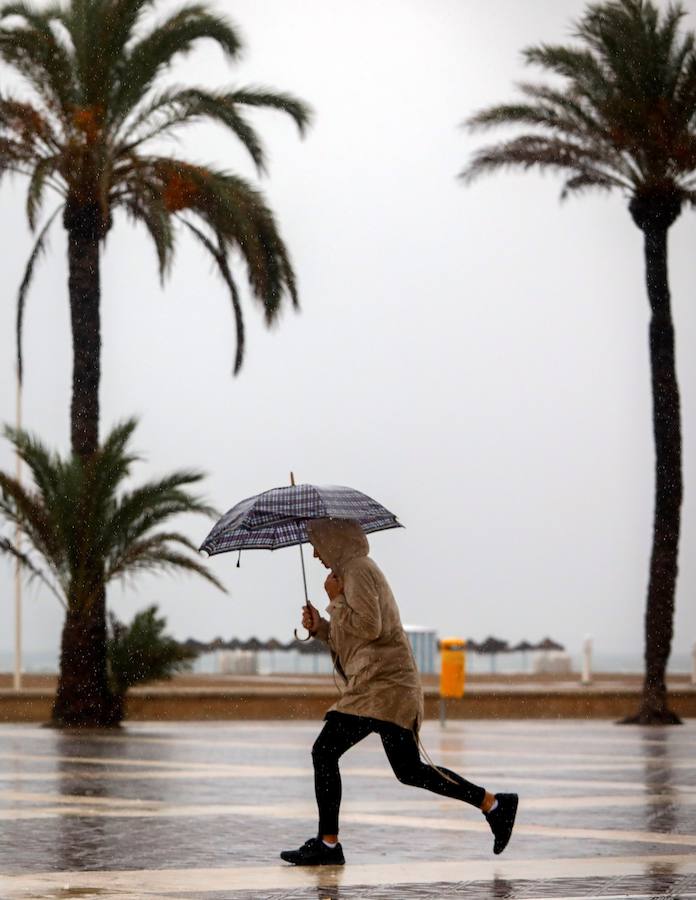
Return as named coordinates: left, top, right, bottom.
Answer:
left=0, top=0, right=308, bottom=723
left=461, top=0, right=696, bottom=724
left=1, top=0, right=311, bottom=459
left=0, top=418, right=224, bottom=725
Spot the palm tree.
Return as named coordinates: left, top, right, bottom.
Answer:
left=461, top=0, right=696, bottom=724
left=0, top=0, right=311, bottom=459
left=0, top=418, right=224, bottom=725
left=107, top=605, right=198, bottom=723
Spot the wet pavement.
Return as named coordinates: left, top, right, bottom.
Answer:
left=0, top=719, right=695, bottom=898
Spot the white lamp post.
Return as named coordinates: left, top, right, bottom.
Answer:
left=581, top=634, right=592, bottom=686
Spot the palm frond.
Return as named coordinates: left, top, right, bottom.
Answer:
left=111, top=4, right=242, bottom=122
left=164, top=163, right=298, bottom=318
left=3, top=424, right=65, bottom=511
left=103, top=0, right=156, bottom=54
left=107, top=533, right=226, bottom=590
left=91, top=0, right=156, bottom=103
left=111, top=152, right=299, bottom=371
left=120, top=187, right=174, bottom=280
left=523, top=43, right=611, bottom=97
left=107, top=470, right=216, bottom=542
left=225, top=86, right=312, bottom=135
left=118, top=157, right=298, bottom=350
left=26, top=155, right=61, bottom=229
left=0, top=3, right=76, bottom=113
left=673, top=33, right=696, bottom=117
left=119, top=87, right=269, bottom=172
left=0, top=95, right=60, bottom=154
left=77, top=419, right=140, bottom=534
left=560, top=170, right=619, bottom=199
left=116, top=85, right=310, bottom=166
left=181, top=217, right=245, bottom=373
left=0, top=534, right=66, bottom=606
left=468, top=84, right=642, bottom=184
left=0, top=467, right=63, bottom=572
left=58, top=0, right=110, bottom=107
left=16, top=206, right=63, bottom=384
left=97, top=417, right=139, bottom=468
left=461, top=135, right=631, bottom=190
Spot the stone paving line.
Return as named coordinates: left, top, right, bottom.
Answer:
left=3, top=856, right=696, bottom=898
left=2, top=797, right=696, bottom=849
left=0, top=720, right=695, bottom=899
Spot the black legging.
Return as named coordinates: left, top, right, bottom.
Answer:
left=312, top=711, right=486, bottom=835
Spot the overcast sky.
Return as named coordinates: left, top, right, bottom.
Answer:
left=1, top=0, right=695, bottom=668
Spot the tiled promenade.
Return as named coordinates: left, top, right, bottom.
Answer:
left=0, top=720, right=695, bottom=899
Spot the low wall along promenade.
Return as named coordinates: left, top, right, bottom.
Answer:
left=0, top=672, right=695, bottom=722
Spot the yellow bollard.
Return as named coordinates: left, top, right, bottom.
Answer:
left=439, top=637, right=466, bottom=727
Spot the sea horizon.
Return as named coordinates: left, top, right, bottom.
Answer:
left=1, top=648, right=693, bottom=677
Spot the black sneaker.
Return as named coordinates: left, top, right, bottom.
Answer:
left=280, top=837, right=345, bottom=866
left=485, top=793, right=518, bottom=855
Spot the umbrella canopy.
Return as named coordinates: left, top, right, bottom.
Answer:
left=535, top=637, right=565, bottom=651
left=477, top=636, right=510, bottom=655
left=240, top=637, right=264, bottom=651
left=200, top=483, right=401, bottom=555
left=511, top=640, right=535, bottom=652
left=475, top=635, right=509, bottom=674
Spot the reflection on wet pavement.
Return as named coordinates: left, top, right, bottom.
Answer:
left=0, top=720, right=695, bottom=898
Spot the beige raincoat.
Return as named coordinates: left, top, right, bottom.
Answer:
left=307, top=519, right=424, bottom=734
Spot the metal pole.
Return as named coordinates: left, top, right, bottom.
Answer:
left=291, top=472, right=312, bottom=641
left=297, top=536, right=309, bottom=605
left=439, top=698, right=446, bottom=729
left=691, top=641, right=696, bottom=687
left=14, top=373, right=22, bottom=692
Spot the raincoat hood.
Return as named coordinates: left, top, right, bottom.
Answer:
left=307, top=518, right=369, bottom=575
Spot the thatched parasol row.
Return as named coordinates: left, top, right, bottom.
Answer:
left=184, top=635, right=564, bottom=656
left=183, top=636, right=330, bottom=655
left=464, top=636, right=564, bottom=654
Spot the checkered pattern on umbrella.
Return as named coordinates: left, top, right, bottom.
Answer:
left=200, top=484, right=402, bottom=555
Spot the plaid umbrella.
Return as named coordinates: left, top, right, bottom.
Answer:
left=200, top=480, right=402, bottom=640
left=200, top=483, right=401, bottom=555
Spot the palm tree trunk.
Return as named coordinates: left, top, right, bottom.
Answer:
left=623, top=194, right=683, bottom=725
left=51, top=200, right=114, bottom=726
left=65, top=200, right=101, bottom=458
left=52, top=584, right=113, bottom=726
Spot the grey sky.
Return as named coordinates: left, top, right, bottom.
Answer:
left=1, top=0, right=695, bottom=666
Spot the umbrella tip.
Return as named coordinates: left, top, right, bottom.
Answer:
left=290, top=471, right=296, bottom=486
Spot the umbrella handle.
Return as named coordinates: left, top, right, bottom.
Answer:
left=294, top=529, right=312, bottom=641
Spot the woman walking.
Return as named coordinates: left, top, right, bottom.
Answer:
left=280, top=518, right=518, bottom=866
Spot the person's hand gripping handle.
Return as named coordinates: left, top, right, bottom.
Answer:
left=299, top=574, right=342, bottom=636
left=302, top=603, right=321, bottom=636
